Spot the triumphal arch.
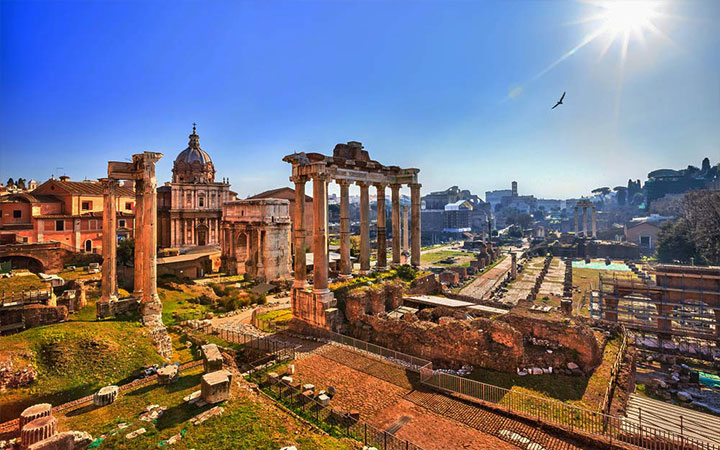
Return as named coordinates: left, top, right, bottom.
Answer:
left=283, top=141, right=421, bottom=330
left=98, top=151, right=172, bottom=358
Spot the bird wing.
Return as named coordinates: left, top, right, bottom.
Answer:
left=551, top=103, right=559, bottom=110
left=559, top=91, right=566, bottom=102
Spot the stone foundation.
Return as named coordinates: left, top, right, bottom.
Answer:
left=343, top=281, right=602, bottom=373
left=291, top=287, right=341, bottom=331
left=141, top=303, right=173, bottom=359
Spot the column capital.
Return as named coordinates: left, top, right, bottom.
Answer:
left=311, top=172, right=332, bottom=182
left=373, top=182, right=388, bottom=191
left=355, top=180, right=370, bottom=188
left=99, top=178, right=119, bottom=189
left=290, top=175, right=309, bottom=184
left=336, top=178, right=352, bottom=187
left=390, top=183, right=402, bottom=191
left=409, top=183, right=422, bottom=190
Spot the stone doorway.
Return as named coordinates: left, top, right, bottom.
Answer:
left=197, top=224, right=208, bottom=246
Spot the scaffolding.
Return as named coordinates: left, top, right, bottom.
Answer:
left=592, top=266, right=720, bottom=341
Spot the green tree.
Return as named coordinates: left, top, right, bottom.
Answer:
left=117, top=238, right=135, bottom=266
left=656, top=219, right=700, bottom=264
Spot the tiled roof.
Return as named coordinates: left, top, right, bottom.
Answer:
left=33, top=179, right=135, bottom=197
left=249, top=186, right=312, bottom=202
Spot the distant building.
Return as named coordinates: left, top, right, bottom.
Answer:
left=0, top=176, right=136, bottom=253
left=157, top=126, right=233, bottom=249
left=422, top=186, right=489, bottom=242
left=485, top=189, right=512, bottom=209
left=624, top=214, right=674, bottom=252
left=644, top=158, right=718, bottom=206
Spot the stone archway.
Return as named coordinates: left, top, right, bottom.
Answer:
left=84, top=239, right=93, bottom=253
left=0, top=255, right=45, bottom=273
left=235, top=232, right=248, bottom=274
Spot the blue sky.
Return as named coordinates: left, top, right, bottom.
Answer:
left=1, top=0, right=718, bottom=199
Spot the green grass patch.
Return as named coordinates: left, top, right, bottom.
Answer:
left=420, top=250, right=475, bottom=266
left=57, top=366, right=353, bottom=450
left=158, top=288, right=209, bottom=326
left=469, top=367, right=589, bottom=404
left=0, top=321, right=165, bottom=422
left=256, top=308, right=292, bottom=323
left=0, top=273, right=47, bottom=294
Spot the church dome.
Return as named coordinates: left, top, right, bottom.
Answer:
left=172, top=124, right=216, bottom=183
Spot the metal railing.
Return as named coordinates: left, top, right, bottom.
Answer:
left=305, top=328, right=717, bottom=450
left=601, top=326, right=630, bottom=417
left=248, top=369, right=425, bottom=450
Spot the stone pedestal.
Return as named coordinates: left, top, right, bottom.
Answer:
left=93, top=385, right=119, bottom=406
left=201, top=370, right=232, bottom=404
left=291, top=287, right=340, bottom=331
left=201, top=344, right=223, bottom=373
left=27, top=431, right=93, bottom=450
left=21, top=416, right=57, bottom=448
left=157, top=365, right=179, bottom=384
left=20, top=404, right=52, bottom=431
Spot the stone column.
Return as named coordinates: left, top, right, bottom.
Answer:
left=375, top=183, right=387, bottom=270
left=402, top=205, right=409, bottom=252
left=583, top=207, right=589, bottom=237
left=100, top=179, right=118, bottom=303
left=358, top=182, right=370, bottom=274
left=410, top=183, right=422, bottom=267
left=339, top=180, right=351, bottom=277
left=137, top=154, right=162, bottom=316
left=133, top=178, right=145, bottom=299
left=312, top=174, right=330, bottom=293
left=574, top=207, right=579, bottom=235
left=591, top=207, right=597, bottom=238
left=511, top=252, right=517, bottom=279
left=391, top=184, right=401, bottom=265
left=292, top=176, right=307, bottom=287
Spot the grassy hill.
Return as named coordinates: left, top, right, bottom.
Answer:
left=0, top=320, right=164, bottom=422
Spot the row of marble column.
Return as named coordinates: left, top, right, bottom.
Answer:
left=100, top=175, right=160, bottom=306
left=292, top=175, right=421, bottom=292
left=573, top=206, right=597, bottom=238
left=170, top=217, right=219, bottom=248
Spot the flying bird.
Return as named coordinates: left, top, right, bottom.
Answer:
left=552, top=92, right=566, bottom=110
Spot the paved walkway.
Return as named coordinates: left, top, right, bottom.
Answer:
left=459, top=254, right=512, bottom=301
left=625, top=394, right=720, bottom=447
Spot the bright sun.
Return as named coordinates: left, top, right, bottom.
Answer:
left=600, top=1, right=660, bottom=34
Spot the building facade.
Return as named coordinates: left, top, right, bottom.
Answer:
left=157, top=126, right=233, bottom=249
left=0, top=177, right=135, bottom=253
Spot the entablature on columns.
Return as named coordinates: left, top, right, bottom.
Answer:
left=283, top=146, right=419, bottom=186
left=108, top=152, right=164, bottom=181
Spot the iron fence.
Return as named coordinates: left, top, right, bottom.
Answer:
left=249, top=370, right=425, bottom=450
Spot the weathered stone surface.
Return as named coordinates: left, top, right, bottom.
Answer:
left=19, top=404, right=52, bottom=430
left=22, top=305, right=68, bottom=329
left=21, top=416, right=57, bottom=448
left=408, top=274, right=440, bottom=295
left=200, top=370, right=232, bottom=404
left=93, top=385, right=119, bottom=406
left=157, top=365, right=178, bottom=384
left=201, top=344, right=223, bottom=373
left=27, top=431, right=92, bottom=450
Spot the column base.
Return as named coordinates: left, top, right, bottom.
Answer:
left=99, top=294, right=118, bottom=304
left=291, top=287, right=340, bottom=331
left=338, top=273, right=353, bottom=280
left=293, top=279, right=308, bottom=288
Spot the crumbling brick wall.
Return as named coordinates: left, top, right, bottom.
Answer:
left=408, top=273, right=440, bottom=295
left=22, top=305, right=68, bottom=328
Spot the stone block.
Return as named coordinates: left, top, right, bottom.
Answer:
left=201, top=344, right=223, bottom=373
left=281, top=376, right=293, bottom=384
left=201, top=370, right=232, bottom=404
left=20, top=404, right=52, bottom=430
left=267, top=372, right=279, bottom=384
left=27, top=431, right=93, bottom=450
left=317, top=394, right=330, bottom=407
left=302, top=383, right=315, bottom=392
left=93, top=385, right=119, bottom=406
left=157, top=365, right=179, bottom=384
left=21, top=416, right=57, bottom=448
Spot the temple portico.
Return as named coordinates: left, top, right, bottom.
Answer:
left=284, top=141, right=420, bottom=330
left=573, top=199, right=597, bottom=238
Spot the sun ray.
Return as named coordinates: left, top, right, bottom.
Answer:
left=531, top=25, right=608, bottom=82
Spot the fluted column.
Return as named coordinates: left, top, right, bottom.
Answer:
left=133, top=178, right=145, bottom=299
left=100, top=179, right=118, bottom=303
left=339, top=180, right=351, bottom=277
left=292, top=176, right=308, bottom=287
left=375, top=183, right=387, bottom=270
left=358, top=182, right=370, bottom=273
left=391, top=184, right=401, bottom=265
left=410, top=183, right=421, bottom=267
left=312, top=174, right=329, bottom=292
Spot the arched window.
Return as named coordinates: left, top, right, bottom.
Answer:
left=84, top=239, right=92, bottom=253
left=198, top=194, right=205, bottom=208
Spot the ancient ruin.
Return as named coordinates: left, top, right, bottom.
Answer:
left=283, top=142, right=420, bottom=330
left=220, top=199, right=291, bottom=281
left=574, top=198, right=597, bottom=238
left=98, top=152, right=172, bottom=358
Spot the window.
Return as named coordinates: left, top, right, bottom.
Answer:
left=82, top=201, right=92, bottom=210
left=199, top=196, right=205, bottom=207
left=640, top=236, right=651, bottom=247
left=119, top=219, right=126, bottom=228
left=89, top=219, right=98, bottom=230
left=22, top=237, right=29, bottom=243
left=84, top=239, right=92, bottom=253
left=55, top=220, right=64, bottom=231
left=13, top=210, right=21, bottom=218
left=125, top=202, right=133, bottom=210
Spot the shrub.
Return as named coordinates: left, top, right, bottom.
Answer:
left=395, top=264, right=417, bottom=282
